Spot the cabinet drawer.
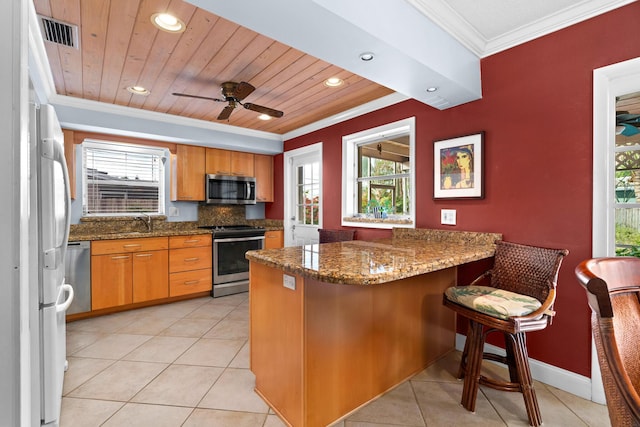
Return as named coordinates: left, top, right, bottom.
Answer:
left=169, top=234, right=212, bottom=249
left=170, top=269, right=212, bottom=297
left=92, top=237, right=168, bottom=255
left=169, top=246, right=212, bottom=272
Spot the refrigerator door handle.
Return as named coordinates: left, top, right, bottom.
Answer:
left=49, top=135, right=71, bottom=265
left=56, top=284, right=74, bottom=313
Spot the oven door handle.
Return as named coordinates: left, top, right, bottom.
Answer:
left=214, top=236, right=265, bottom=243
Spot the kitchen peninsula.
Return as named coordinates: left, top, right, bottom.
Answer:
left=246, top=228, right=501, bottom=427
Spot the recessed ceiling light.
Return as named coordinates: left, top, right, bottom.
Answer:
left=324, top=77, right=344, bottom=87
left=359, top=52, right=375, bottom=61
left=257, top=114, right=271, bottom=121
left=127, top=86, right=150, bottom=96
left=426, top=87, right=438, bottom=93
left=151, top=13, right=185, bottom=33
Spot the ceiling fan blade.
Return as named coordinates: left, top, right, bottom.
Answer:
left=617, top=113, right=640, bottom=124
left=217, top=105, right=235, bottom=120
left=172, top=92, right=225, bottom=102
left=233, top=82, right=256, bottom=101
left=243, top=102, right=284, bottom=118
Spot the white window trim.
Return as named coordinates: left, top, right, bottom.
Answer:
left=82, top=139, right=167, bottom=217
left=592, top=56, right=640, bottom=404
left=341, top=117, right=416, bottom=229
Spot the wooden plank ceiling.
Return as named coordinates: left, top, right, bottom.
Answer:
left=33, top=0, right=394, bottom=135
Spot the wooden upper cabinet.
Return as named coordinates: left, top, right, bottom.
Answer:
left=254, top=154, right=274, bottom=202
left=171, top=144, right=205, bottom=201
left=205, top=148, right=231, bottom=175
left=231, top=151, right=255, bottom=176
left=206, top=148, right=254, bottom=176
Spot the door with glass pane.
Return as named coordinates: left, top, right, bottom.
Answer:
left=284, top=143, right=322, bottom=246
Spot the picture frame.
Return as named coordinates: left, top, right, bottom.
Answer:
left=433, top=132, right=484, bottom=199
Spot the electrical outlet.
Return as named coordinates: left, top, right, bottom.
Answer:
left=441, top=209, right=457, bottom=225
left=169, top=206, right=179, bottom=217
left=283, top=274, right=296, bottom=290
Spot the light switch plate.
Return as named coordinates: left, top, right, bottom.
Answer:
left=283, top=274, right=296, bottom=290
left=441, top=209, right=457, bottom=225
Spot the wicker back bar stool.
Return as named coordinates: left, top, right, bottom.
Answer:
left=443, top=240, right=568, bottom=426
left=318, top=228, right=355, bottom=243
left=575, top=257, right=640, bottom=426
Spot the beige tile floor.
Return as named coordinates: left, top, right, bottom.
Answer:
left=62, top=294, right=610, bottom=427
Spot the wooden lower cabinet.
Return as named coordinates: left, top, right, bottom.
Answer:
left=88, top=234, right=213, bottom=313
left=132, top=250, right=169, bottom=303
left=264, top=230, right=283, bottom=249
left=91, top=237, right=169, bottom=310
left=169, top=234, right=212, bottom=297
left=169, top=268, right=212, bottom=297
left=91, top=253, right=133, bottom=310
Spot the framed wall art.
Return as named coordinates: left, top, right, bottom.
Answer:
left=433, top=132, right=484, bottom=199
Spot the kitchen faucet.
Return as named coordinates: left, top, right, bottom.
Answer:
left=136, top=213, right=153, bottom=232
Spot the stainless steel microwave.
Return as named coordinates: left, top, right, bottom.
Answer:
left=205, top=174, right=256, bottom=205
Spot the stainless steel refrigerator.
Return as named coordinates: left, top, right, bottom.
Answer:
left=30, top=102, right=73, bottom=426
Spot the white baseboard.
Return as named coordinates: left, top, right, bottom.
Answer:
left=455, top=333, right=594, bottom=401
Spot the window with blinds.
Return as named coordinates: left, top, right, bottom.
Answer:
left=82, top=140, right=166, bottom=216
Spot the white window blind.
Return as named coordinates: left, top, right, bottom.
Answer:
left=82, top=140, right=165, bottom=216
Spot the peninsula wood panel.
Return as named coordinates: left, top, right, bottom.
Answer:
left=249, top=262, right=457, bottom=427
left=250, top=263, right=304, bottom=427
left=34, top=0, right=393, bottom=134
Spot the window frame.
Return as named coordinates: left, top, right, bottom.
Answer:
left=341, top=117, right=416, bottom=229
left=82, top=139, right=166, bottom=217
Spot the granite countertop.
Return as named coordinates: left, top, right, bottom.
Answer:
left=246, top=228, right=502, bottom=285
left=69, top=228, right=211, bottom=242
left=69, top=216, right=284, bottom=242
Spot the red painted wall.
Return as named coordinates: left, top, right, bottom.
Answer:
left=266, top=2, right=640, bottom=377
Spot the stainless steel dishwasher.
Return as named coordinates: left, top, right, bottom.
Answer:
left=65, top=241, right=91, bottom=315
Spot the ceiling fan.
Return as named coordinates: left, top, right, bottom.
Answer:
left=616, top=111, right=640, bottom=136
left=172, top=81, right=284, bottom=121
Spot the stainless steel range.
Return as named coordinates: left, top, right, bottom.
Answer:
left=199, top=225, right=266, bottom=298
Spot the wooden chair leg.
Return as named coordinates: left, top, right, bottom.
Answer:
left=503, top=333, right=519, bottom=384
left=461, top=320, right=484, bottom=412
left=457, top=320, right=471, bottom=379
left=509, top=332, right=543, bottom=427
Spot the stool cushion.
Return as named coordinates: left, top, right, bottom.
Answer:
left=444, top=286, right=542, bottom=320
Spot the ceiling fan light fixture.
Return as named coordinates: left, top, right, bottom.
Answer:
left=324, top=77, right=344, bottom=87
left=359, top=52, right=375, bottom=61
left=151, top=13, right=185, bottom=33
left=127, top=86, right=150, bottom=96
left=257, top=114, right=271, bottom=121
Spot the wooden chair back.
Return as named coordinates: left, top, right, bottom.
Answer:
left=490, top=241, right=568, bottom=304
left=575, top=257, right=640, bottom=426
left=318, top=229, right=355, bottom=243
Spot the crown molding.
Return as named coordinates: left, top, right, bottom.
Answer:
left=482, top=0, right=638, bottom=56
left=407, top=0, right=636, bottom=58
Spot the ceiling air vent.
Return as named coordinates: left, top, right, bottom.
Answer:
left=37, top=15, right=79, bottom=49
